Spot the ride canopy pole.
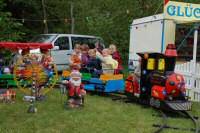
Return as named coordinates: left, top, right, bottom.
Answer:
left=192, top=24, right=198, bottom=89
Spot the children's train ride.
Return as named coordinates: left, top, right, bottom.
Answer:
left=126, top=44, right=191, bottom=110
left=62, top=44, right=192, bottom=111
left=0, top=42, right=58, bottom=98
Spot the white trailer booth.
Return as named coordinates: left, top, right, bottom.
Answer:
left=128, top=1, right=200, bottom=101
left=128, top=13, right=176, bottom=69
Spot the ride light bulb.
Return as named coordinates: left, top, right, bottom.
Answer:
left=177, top=84, right=181, bottom=89
left=176, top=75, right=182, bottom=82
left=182, top=92, right=186, bottom=96
left=142, top=70, right=147, bottom=75
left=169, top=96, right=173, bottom=100
left=144, top=53, right=149, bottom=59
left=172, top=90, right=176, bottom=94
left=162, top=90, right=167, bottom=95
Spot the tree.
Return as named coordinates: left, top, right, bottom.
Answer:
left=5, top=0, right=200, bottom=63
left=0, top=0, right=24, bottom=41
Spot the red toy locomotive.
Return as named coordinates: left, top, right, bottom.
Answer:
left=125, top=44, right=191, bottom=111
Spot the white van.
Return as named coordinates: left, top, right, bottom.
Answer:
left=30, top=34, right=105, bottom=71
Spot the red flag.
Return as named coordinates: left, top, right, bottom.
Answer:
left=164, top=0, right=169, bottom=5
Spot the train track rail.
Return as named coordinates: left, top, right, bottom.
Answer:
left=182, top=111, right=199, bottom=133
left=153, top=110, right=167, bottom=133
left=85, top=91, right=199, bottom=133
left=153, top=110, right=199, bottom=133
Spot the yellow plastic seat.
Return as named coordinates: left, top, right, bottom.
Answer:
left=62, top=70, right=71, bottom=77
left=100, top=74, right=123, bottom=81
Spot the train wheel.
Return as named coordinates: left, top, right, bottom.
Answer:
left=150, top=98, right=161, bottom=108
left=150, top=98, right=155, bottom=107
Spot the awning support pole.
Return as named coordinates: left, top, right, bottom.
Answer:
left=192, top=24, right=198, bottom=89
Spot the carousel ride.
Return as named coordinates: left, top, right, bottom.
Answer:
left=0, top=42, right=58, bottom=112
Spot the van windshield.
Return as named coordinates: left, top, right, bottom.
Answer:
left=71, top=37, right=104, bottom=49
left=30, top=35, right=57, bottom=43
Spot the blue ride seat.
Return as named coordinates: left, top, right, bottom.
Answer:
left=84, top=77, right=125, bottom=93
left=104, top=79, right=124, bottom=92
left=84, top=78, right=105, bottom=91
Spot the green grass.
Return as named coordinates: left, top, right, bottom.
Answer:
left=0, top=89, right=199, bottom=133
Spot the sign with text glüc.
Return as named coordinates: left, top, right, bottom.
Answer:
left=164, top=1, right=200, bottom=23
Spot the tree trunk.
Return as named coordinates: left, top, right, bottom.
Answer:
left=70, top=2, right=75, bottom=34
left=42, top=0, right=48, bottom=34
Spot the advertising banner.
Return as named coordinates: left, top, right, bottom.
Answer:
left=164, top=1, right=200, bottom=23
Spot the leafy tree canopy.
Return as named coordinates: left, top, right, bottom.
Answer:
left=0, top=0, right=24, bottom=41
left=1, top=0, right=199, bottom=62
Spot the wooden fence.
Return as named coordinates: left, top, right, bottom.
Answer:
left=175, top=61, right=200, bottom=102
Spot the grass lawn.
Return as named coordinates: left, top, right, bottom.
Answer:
left=0, top=89, right=199, bottom=133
